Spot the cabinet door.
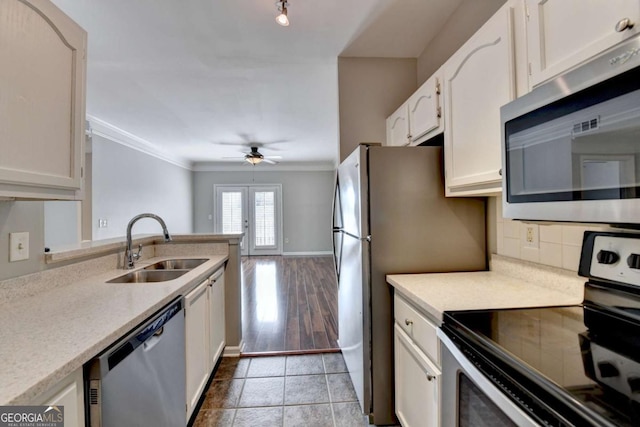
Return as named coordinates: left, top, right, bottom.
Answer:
left=386, top=104, right=410, bottom=146
left=394, top=324, right=440, bottom=427
left=32, top=368, right=84, bottom=427
left=409, top=74, right=441, bottom=145
left=0, top=0, right=86, bottom=200
left=185, top=279, right=210, bottom=420
left=209, top=269, right=226, bottom=369
left=443, top=3, right=515, bottom=196
left=527, top=0, right=640, bottom=87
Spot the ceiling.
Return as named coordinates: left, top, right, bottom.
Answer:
left=51, top=0, right=463, bottom=169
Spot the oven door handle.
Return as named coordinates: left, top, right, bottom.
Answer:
left=437, top=330, right=540, bottom=427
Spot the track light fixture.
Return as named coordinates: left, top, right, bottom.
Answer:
left=276, top=1, right=289, bottom=26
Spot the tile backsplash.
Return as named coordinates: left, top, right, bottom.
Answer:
left=491, top=196, right=613, bottom=272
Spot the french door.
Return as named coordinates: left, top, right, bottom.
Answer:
left=214, top=185, right=282, bottom=256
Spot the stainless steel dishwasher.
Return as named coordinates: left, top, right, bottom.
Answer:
left=87, top=298, right=185, bottom=427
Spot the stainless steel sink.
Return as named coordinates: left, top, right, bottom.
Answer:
left=107, top=270, right=189, bottom=283
left=143, top=258, right=208, bottom=270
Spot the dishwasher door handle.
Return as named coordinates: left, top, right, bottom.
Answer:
left=143, top=327, right=165, bottom=352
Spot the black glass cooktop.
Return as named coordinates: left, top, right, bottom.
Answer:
left=444, top=305, right=640, bottom=426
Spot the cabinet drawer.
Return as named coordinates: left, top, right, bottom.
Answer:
left=394, top=293, right=440, bottom=365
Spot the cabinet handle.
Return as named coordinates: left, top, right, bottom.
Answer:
left=616, top=17, right=635, bottom=32
left=426, top=373, right=434, bottom=381
left=498, top=168, right=503, bottom=176
left=404, top=318, right=413, bottom=326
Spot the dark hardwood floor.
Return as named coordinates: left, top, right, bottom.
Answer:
left=241, top=256, right=339, bottom=354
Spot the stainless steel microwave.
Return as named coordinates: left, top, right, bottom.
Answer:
left=501, top=35, right=640, bottom=225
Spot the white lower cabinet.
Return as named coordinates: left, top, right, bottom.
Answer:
left=185, top=267, right=226, bottom=421
left=394, top=293, right=440, bottom=427
left=30, top=368, right=84, bottom=427
left=208, top=270, right=226, bottom=369
left=185, top=279, right=210, bottom=420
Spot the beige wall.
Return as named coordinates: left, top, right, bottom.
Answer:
left=416, top=0, right=506, bottom=84
left=0, top=201, right=46, bottom=281
left=489, top=196, right=615, bottom=272
left=338, top=57, right=417, bottom=161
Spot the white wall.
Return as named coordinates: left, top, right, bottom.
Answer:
left=0, top=201, right=46, bottom=281
left=489, top=196, right=617, bottom=272
left=193, top=170, right=334, bottom=254
left=44, top=201, right=80, bottom=248
left=92, top=135, right=194, bottom=240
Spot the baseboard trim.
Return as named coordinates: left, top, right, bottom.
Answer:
left=223, top=340, right=245, bottom=357
left=282, top=251, right=333, bottom=256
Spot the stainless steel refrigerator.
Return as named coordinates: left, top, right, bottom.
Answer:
left=332, top=143, right=486, bottom=425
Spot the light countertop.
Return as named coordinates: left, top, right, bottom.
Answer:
left=45, top=233, right=242, bottom=264
left=0, top=254, right=227, bottom=405
left=387, top=257, right=585, bottom=324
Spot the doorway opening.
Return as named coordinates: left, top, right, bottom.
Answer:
left=214, top=184, right=283, bottom=256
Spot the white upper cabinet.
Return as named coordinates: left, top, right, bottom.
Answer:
left=408, top=72, right=442, bottom=146
left=386, top=71, right=443, bottom=147
left=0, top=0, right=87, bottom=200
left=526, top=0, right=640, bottom=87
left=386, top=104, right=410, bottom=147
left=443, top=2, right=517, bottom=196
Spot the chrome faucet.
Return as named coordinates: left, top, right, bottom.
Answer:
left=125, top=213, right=172, bottom=269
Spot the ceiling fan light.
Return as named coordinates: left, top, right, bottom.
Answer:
left=246, top=157, right=263, bottom=165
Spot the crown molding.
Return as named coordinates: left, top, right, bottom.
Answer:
left=192, top=161, right=336, bottom=172
left=87, top=115, right=193, bottom=170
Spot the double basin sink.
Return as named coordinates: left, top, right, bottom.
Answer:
left=107, top=258, right=208, bottom=283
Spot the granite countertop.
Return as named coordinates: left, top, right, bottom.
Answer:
left=45, top=233, right=242, bottom=264
left=387, top=256, right=585, bottom=324
left=0, top=254, right=228, bottom=405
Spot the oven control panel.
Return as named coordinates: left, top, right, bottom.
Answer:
left=590, top=235, right=640, bottom=287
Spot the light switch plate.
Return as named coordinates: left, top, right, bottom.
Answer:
left=9, top=232, right=29, bottom=262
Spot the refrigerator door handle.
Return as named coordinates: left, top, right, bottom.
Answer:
left=342, top=230, right=371, bottom=242
left=332, top=228, right=341, bottom=282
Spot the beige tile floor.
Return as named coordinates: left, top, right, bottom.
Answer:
left=192, top=353, right=374, bottom=427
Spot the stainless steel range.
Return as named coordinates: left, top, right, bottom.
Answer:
left=439, top=231, right=640, bottom=426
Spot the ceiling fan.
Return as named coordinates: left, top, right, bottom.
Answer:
left=223, top=146, right=282, bottom=165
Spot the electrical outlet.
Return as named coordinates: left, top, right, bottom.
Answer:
left=9, top=232, right=29, bottom=262
left=285, top=238, right=289, bottom=244
left=522, top=224, right=539, bottom=249
left=98, top=219, right=108, bottom=228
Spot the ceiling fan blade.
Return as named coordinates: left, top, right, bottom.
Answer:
left=262, top=158, right=278, bottom=164
left=222, top=156, right=245, bottom=159
left=265, top=156, right=283, bottom=159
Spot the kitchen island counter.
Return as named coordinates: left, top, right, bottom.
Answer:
left=0, top=234, right=236, bottom=405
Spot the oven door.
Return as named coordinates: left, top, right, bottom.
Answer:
left=439, top=332, right=538, bottom=427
